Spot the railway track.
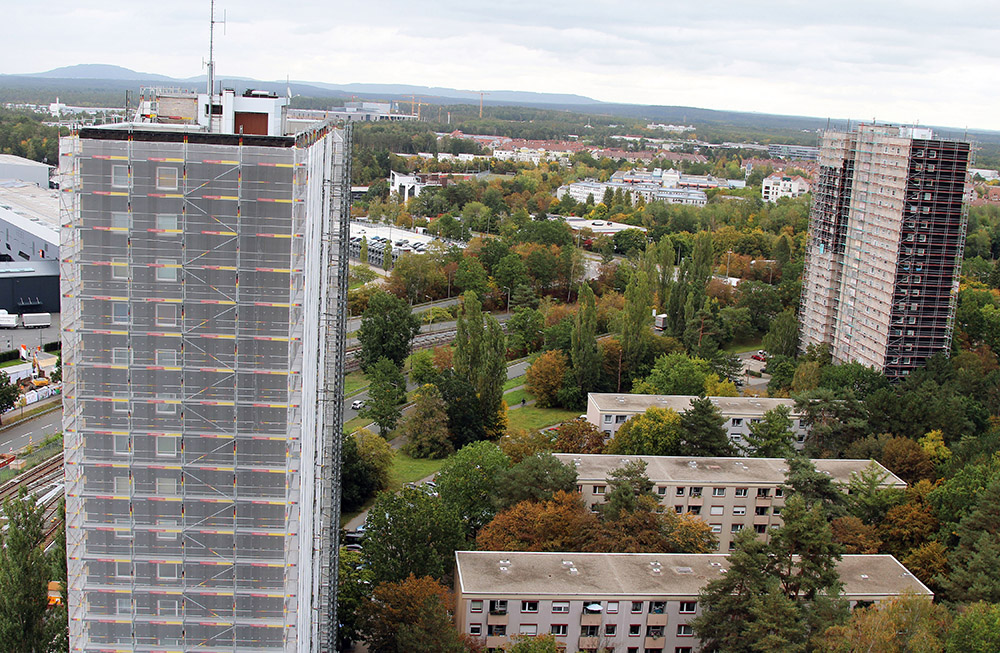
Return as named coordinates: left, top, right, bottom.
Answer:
left=0, top=452, right=64, bottom=504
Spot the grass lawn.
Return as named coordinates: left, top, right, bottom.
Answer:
left=342, top=415, right=372, bottom=434
left=724, top=339, right=763, bottom=354
left=503, top=374, right=526, bottom=391
left=507, top=406, right=581, bottom=432
left=0, top=357, right=27, bottom=369
left=343, top=371, right=369, bottom=397
left=389, top=451, right=446, bottom=490
left=504, top=388, right=533, bottom=406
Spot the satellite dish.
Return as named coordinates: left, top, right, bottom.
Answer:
left=586, top=604, right=603, bottom=611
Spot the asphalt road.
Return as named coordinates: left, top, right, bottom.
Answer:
left=0, top=313, right=61, bottom=352
left=0, top=401, right=62, bottom=454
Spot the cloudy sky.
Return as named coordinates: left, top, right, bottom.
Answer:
left=4, top=0, right=998, bottom=130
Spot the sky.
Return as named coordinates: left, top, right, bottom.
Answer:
left=4, top=0, right=999, bottom=130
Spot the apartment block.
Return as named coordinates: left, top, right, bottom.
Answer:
left=60, top=88, right=350, bottom=652
left=552, top=454, right=904, bottom=552
left=455, top=551, right=930, bottom=653
left=800, top=124, right=970, bottom=379
left=586, top=393, right=809, bottom=449
left=761, top=174, right=810, bottom=202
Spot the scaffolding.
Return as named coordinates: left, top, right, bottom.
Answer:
left=62, top=120, right=349, bottom=652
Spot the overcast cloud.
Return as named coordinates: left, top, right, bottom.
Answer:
left=4, top=0, right=999, bottom=129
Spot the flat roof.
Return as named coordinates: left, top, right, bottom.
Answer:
left=0, top=181, right=60, bottom=230
left=0, top=154, right=52, bottom=169
left=0, top=260, right=60, bottom=277
left=553, top=453, right=905, bottom=488
left=564, top=217, right=647, bottom=234
left=456, top=551, right=931, bottom=600
left=590, top=393, right=801, bottom=417
left=0, top=204, right=60, bottom=247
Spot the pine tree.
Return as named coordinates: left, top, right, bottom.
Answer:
left=679, top=396, right=736, bottom=456
left=743, top=405, right=796, bottom=458
left=570, top=284, right=600, bottom=396
left=941, top=477, right=1000, bottom=603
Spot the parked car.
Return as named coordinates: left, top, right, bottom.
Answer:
left=344, top=544, right=363, bottom=553
left=351, top=399, right=366, bottom=410
left=751, top=353, right=767, bottom=362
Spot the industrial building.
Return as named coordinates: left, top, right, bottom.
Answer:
left=0, top=260, right=60, bottom=313
left=552, top=453, right=903, bottom=551
left=799, top=124, right=971, bottom=379
left=60, top=85, right=350, bottom=652
left=0, top=153, right=52, bottom=187
left=455, top=551, right=930, bottom=652
left=767, top=143, right=820, bottom=161
left=585, top=393, right=809, bottom=447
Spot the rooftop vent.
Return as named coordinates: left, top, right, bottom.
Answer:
left=675, top=566, right=693, bottom=574
left=569, top=567, right=579, bottom=575
left=860, top=574, right=869, bottom=580
left=710, top=562, right=722, bottom=567
left=562, top=560, right=574, bottom=567
left=687, top=461, right=698, bottom=469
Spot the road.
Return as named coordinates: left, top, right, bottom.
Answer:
left=0, top=313, right=61, bottom=353
left=736, top=350, right=770, bottom=391
left=346, top=297, right=463, bottom=334
left=0, top=401, right=62, bottom=454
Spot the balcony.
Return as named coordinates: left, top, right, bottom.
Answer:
left=486, top=636, right=507, bottom=649
left=579, top=636, right=600, bottom=649
left=580, top=613, right=602, bottom=626
left=647, top=613, right=668, bottom=626
left=487, top=612, right=508, bottom=626
left=646, top=636, right=667, bottom=649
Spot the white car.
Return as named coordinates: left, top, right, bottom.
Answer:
left=351, top=399, right=366, bottom=410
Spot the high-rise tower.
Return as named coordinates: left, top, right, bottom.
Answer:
left=800, top=124, right=970, bottom=379
left=60, top=88, right=349, bottom=652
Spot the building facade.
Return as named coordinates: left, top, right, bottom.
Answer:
left=455, top=551, right=930, bottom=653
left=553, top=454, right=903, bottom=551
left=586, top=393, right=809, bottom=448
left=60, top=90, right=350, bottom=652
left=761, top=174, right=810, bottom=202
left=799, top=125, right=971, bottom=379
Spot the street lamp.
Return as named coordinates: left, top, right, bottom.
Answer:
left=726, top=249, right=733, bottom=279
left=503, top=286, right=512, bottom=314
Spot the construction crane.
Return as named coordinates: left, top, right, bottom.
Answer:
left=478, top=91, right=491, bottom=118
left=408, top=95, right=430, bottom=120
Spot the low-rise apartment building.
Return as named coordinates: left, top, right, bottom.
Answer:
left=762, top=174, right=811, bottom=202
left=455, top=551, right=930, bottom=653
left=553, top=454, right=904, bottom=551
left=586, top=393, right=809, bottom=448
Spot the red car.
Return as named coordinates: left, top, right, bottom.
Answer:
left=751, top=353, right=767, bottom=362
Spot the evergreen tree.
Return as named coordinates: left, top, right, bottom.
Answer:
left=360, top=235, right=369, bottom=265
left=362, top=356, right=407, bottom=436
left=763, top=309, right=800, bottom=359
left=402, top=385, right=454, bottom=459
left=941, top=477, right=1000, bottom=603
left=782, top=455, right=848, bottom=518
left=742, top=405, right=796, bottom=458
left=570, top=284, right=600, bottom=396
left=679, top=396, right=736, bottom=456
left=357, top=290, right=421, bottom=372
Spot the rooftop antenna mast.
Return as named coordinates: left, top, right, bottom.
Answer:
left=206, top=0, right=226, bottom=131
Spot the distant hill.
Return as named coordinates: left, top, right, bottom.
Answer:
left=25, top=64, right=178, bottom=82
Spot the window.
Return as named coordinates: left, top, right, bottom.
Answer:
left=674, top=505, right=683, bottom=514
left=757, top=488, right=771, bottom=498
left=552, top=601, right=569, bottom=614
left=712, top=487, right=725, bottom=497
left=156, top=167, right=179, bottom=190
left=710, top=524, right=722, bottom=533
left=111, top=211, right=129, bottom=229
left=629, top=624, right=641, bottom=636
left=606, top=601, right=619, bottom=614
left=156, top=519, right=178, bottom=541
left=112, top=258, right=128, bottom=280
left=113, top=434, right=129, bottom=455
left=116, top=598, right=132, bottom=615
left=518, top=624, right=537, bottom=636
left=755, top=524, right=767, bottom=534
left=156, top=259, right=178, bottom=282
left=156, top=395, right=178, bottom=415
left=689, top=487, right=702, bottom=498
left=755, top=506, right=769, bottom=516
left=156, top=477, right=177, bottom=495
left=111, top=165, right=129, bottom=188
left=158, top=599, right=179, bottom=616
left=775, top=488, right=784, bottom=498
left=112, top=302, right=129, bottom=325
left=155, top=436, right=178, bottom=457
left=470, top=600, right=482, bottom=613
left=631, top=601, right=643, bottom=613
left=676, top=648, right=693, bottom=653
left=772, top=507, right=782, bottom=517
left=593, top=485, right=606, bottom=495
left=688, top=506, right=701, bottom=515
left=489, top=600, right=507, bottom=615
left=115, top=519, right=130, bottom=539
left=646, top=625, right=665, bottom=637
left=581, top=625, right=600, bottom=637
left=649, top=601, right=666, bottom=614
left=605, top=624, right=617, bottom=637
left=487, top=625, right=506, bottom=636
left=615, top=414, right=627, bottom=423
left=156, top=304, right=178, bottom=327
left=158, top=563, right=178, bottom=579
left=731, top=418, right=743, bottom=427
left=583, top=602, right=602, bottom=614
left=675, top=487, right=685, bottom=496
left=679, top=601, right=697, bottom=613
left=709, top=506, right=724, bottom=516
left=114, top=476, right=129, bottom=495
left=112, top=392, right=129, bottom=413
left=677, top=625, right=693, bottom=636
left=657, top=486, right=667, bottom=495
left=156, top=349, right=178, bottom=367
left=112, top=347, right=129, bottom=366
left=550, top=624, right=568, bottom=636
left=115, top=561, right=130, bottom=577
left=469, top=623, right=482, bottom=637
left=733, top=506, right=746, bottom=515
left=156, top=214, right=178, bottom=232
left=521, top=601, right=538, bottom=613
left=604, top=415, right=613, bottom=423
left=735, top=488, right=748, bottom=497
left=731, top=524, right=744, bottom=533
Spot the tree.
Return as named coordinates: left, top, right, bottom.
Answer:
left=362, top=357, right=407, bottom=436
left=742, top=405, right=796, bottom=458
left=453, top=292, right=507, bottom=438
left=619, top=270, right=654, bottom=376
left=362, top=488, right=465, bottom=586
left=357, top=290, right=421, bottom=372
left=791, top=360, right=822, bottom=393
left=476, top=490, right=598, bottom=552
left=0, top=490, right=54, bottom=653
left=941, top=477, right=1000, bottom=603
left=606, top=407, right=683, bottom=456
left=408, top=349, right=440, bottom=387
left=507, top=634, right=561, bottom=653
left=678, top=396, right=737, bottom=456
left=495, top=453, right=578, bottom=509
left=437, top=369, right=486, bottom=448
left=766, top=355, right=797, bottom=395
left=818, top=595, right=950, bottom=653
left=830, top=516, right=882, bottom=553
left=361, top=575, right=467, bottom=653
left=382, top=240, right=393, bottom=270
left=354, top=428, right=394, bottom=492
left=656, top=236, right=676, bottom=311
left=946, top=602, right=1000, bottom=653
left=599, top=459, right=659, bottom=520
left=641, top=352, right=711, bottom=395
left=782, top=455, right=847, bottom=517
left=507, top=307, right=544, bottom=355
left=762, top=308, right=799, bottom=359
left=526, top=350, right=568, bottom=408
left=455, top=255, right=489, bottom=296
left=570, top=284, right=601, bottom=395
left=0, top=371, right=19, bottom=421
left=402, top=385, right=454, bottom=459
left=794, top=388, right=868, bottom=455
left=553, top=418, right=606, bottom=454
left=342, top=433, right=379, bottom=511
left=359, top=235, right=369, bottom=265
left=437, top=441, right=511, bottom=538
left=337, top=548, right=372, bottom=650
left=846, top=461, right=905, bottom=525
left=879, top=437, right=935, bottom=484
